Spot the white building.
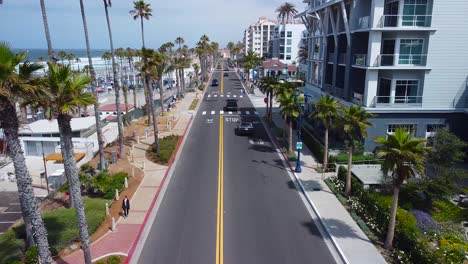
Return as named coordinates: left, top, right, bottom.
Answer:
left=270, top=21, right=307, bottom=65
left=243, top=17, right=277, bottom=58
left=297, top=0, right=468, bottom=151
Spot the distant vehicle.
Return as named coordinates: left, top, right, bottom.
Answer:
left=211, top=79, right=219, bottom=86
left=223, top=72, right=229, bottom=77
left=105, top=85, right=113, bottom=92
left=95, top=87, right=104, bottom=93
left=224, top=99, right=238, bottom=111
left=236, top=122, right=254, bottom=135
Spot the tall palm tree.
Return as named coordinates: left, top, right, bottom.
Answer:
left=75, top=57, right=81, bottom=72
left=40, top=0, right=55, bottom=62
left=276, top=2, right=298, bottom=24
left=0, top=43, right=52, bottom=263
left=66, top=53, right=76, bottom=68
left=129, top=1, right=152, bottom=48
left=226, top=41, right=235, bottom=59
left=241, top=50, right=262, bottom=91
left=116, top=47, right=130, bottom=125
left=175, top=36, right=184, bottom=50
left=101, top=51, right=111, bottom=80
left=79, top=0, right=105, bottom=171
left=277, top=90, right=302, bottom=154
left=192, top=63, right=200, bottom=81
left=340, top=105, right=374, bottom=197
left=311, top=95, right=339, bottom=171
left=103, top=0, right=124, bottom=158
left=57, top=50, right=67, bottom=64
left=297, top=45, right=308, bottom=64
left=32, top=63, right=95, bottom=264
left=375, top=129, right=429, bottom=249
left=259, top=77, right=279, bottom=121
left=126, top=48, right=138, bottom=109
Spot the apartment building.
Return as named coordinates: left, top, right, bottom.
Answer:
left=297, top=0, right=468, bottom=151
left=243, top=17, right=277, bottom=58
left=270, top=21, right=307, bottom=64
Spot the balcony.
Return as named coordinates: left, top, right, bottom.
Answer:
left=373, top=96, right=423, bottom=107
left=377, top=15, right=432, bottom=28
left=352, top=93, right=363, bottom=105
left=374, top=54, right=427, bottom=67
left=356, top=16, right=370, bottom=30
left=353, top=54, right=367, bottom=66
left=309, top=0, right=334, bottom=9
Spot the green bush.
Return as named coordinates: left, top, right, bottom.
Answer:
left=25, top=246, right=38, bottom=264
left=301, top=126, right=324, bottom=163
left=107, top=255, right=121, bottom=264
left=333, top=152, right=379, bottom=164
left=80, top=163, right=96, bottom=176
left=95, top=261, right=105, bottom=264
left=431, top=201, right=468, bottom=222
left=103, top=173, right=128, bottom=200
left=150, top=135, right=180, bottom=165
left=198, top=85, right=205, bottom=91
left=0, top=229, right=23, bottom=264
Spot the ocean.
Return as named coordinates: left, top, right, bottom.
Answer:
left=13, top=48, right=108, bottom=62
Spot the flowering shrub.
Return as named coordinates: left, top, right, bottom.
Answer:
left=411, top=209, right=442, bottom=237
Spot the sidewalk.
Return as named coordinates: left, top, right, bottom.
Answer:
left=59, top=92, right=197, bottom=264
left=248, top=90, right=387, bottom=264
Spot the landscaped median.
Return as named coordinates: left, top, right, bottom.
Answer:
left=146, top=135, right=181, bottom=165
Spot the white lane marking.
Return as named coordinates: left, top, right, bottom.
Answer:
left=246, top=111, right=250, bottom=115
left=0, top=221, right=16, bottom=224
left=202, top=111, right=206, bottom=115
left=254, top=111, right=258, bottom=115
left=233, top=95, right=237, bottom=98
left=1, top=212, right=21, bottom=214
left=227, top=95, right=230, bottom=98
left=240, top=95, right=243, bottom=98
left=214, top=95, right=218, bottom=97
left=9, top=203, right=20, bottom=205
left=220, top=94, right=224, bottom=97
left=237, top=111, right=241, bottom=115
left=249, top=139, right=254, bottom=144
left=211, top=111, right=215, bottom=115
left=220, top=110, right=224, bottom=115
left=228, top=111, right=233, bottom=115
left=208, top=95, right=211, bottom=98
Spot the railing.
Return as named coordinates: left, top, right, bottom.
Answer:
left=357, top=16, right=370, bottom=30
left=327, top=53, right=335, bottom=63
left=310, top=0, right=334, bottom=9
left=374, top=54, right=427, bottom=66
left=353, top=54, right=367, bottom=66
left=373, top=96, right=423, bottom=107
left=378, top=15, right=432, bottom=28
left=352, top=92, right=363, bottom=105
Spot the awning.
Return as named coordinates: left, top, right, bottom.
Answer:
left=44, top=152, right=85, bottom=162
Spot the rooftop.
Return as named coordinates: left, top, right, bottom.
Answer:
left=19, top=116, right=96, bottom=135
left=350, top=164, right=384, bottom=185
left=262, top=59, right=298, bottom=71
left=99, top=104, right=135, bottom=112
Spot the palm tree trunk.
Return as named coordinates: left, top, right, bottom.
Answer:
left=143, top=73, right=151, bottom=127
left=175, top=69, right=180, bottom=98
left=269, top=90, right=273, bottom=120
left=385, top=185, right=400, bottom=249
left=159, top=78, right=165, bottom=113
left=57, top=114, right=91, bottom=264
left=119, top=58, right=130, bottom=126
left=104, top=3, right=124, bottom=158
left=133, top=85, right=137, bottom=109
left=140, top=17, right=145, bottom=48
left=80, top=0, right=105, bottom=171
left=181, top=68, right=185, bottom=94
left=289, top=119, right=293, bottom=154
left=146, top=78, right=159, bottom=150
left=40, top=0, right=54, bottom=62
left=344, top=145, right=353, bottom=197
left=323, top=127, right=329, bottom=171
left=1, top=102, right=52, bottom=263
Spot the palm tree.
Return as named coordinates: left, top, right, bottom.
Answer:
left=0, top=43, right=52, bottom=263
left=276, top=2, right=298, bottom=24
left=340, top=105, right=374, bottom=197
left=226, top=41, right=235, bottom=59
left=175, top=36, right=184, bottom=50
left=79, top=0, right=105, bottom=171
left=103, top=0, right=124, bottom=158
left=75, top=57, right=81, bottom=72
left=66, top=53, right=76, bottom=68
left=375, top=129, right=429, bottom=249
left=40, top=0, right=55, bottom=62
left=57, top=50, right=67, bottom=64
left=259, top=77, right=279, bottom=121
left=33, top=63, right=95, bottom=264
left=101, top=51, right=111, bottom=80
left=297, top=45, right=308, bottom=64
left=277, top=90, right=302, bottom=154
left=116, top=48, right=130, bottom=125
left=129, top=1, right=152, bottom=48
left=38, top=56, right=46, bottom=73
left=311, top=95, right=339, bottom=172
left=126, top=48, right=138, bottom=109
left=241, top=50, right=262, bottom=91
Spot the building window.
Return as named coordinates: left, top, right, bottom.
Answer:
left=286, top=55, right=291, bottom=60
left=287, top=31, right=292, bottom=37
left=263, top=25, right=268, bottom=30
left=387, top=124, right=417, bottom=135
left=395, top=80, right=419, bottom=103
left=287, top=39, right=292, bottom=45
left=426, top=124, right=446, bottom=133
left=403, top=0, right=428, bottom=26
left=399, top=39, right=424, bottom=64
left=286, top=47, right=292, bottom=53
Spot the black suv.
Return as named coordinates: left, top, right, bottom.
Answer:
left=211, top=79, right=219, bottom=86
left=225, top=99, right=238, bottom=111
left=237, top=122, right=254, bottom=135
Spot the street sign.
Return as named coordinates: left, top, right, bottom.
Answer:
left=264, top=98, right=268, bottom=104
left=296, top=142, right=303, bottom=150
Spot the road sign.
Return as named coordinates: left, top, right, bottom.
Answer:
left=264, top=98, right=268, bottom=104
left=296, top=142, right=303, bottom=150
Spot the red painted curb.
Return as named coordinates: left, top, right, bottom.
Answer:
left=125, top=116, right=194, bottom=263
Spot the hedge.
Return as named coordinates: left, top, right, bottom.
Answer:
left=149, top=135, right=180, bottom=165
left=301, top=126, right=324, bottom=163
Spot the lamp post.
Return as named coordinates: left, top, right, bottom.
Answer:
left=294, top=91, right=304, bottom=173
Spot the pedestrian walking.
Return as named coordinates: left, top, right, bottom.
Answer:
left=122, top=195, right=130, bottom=218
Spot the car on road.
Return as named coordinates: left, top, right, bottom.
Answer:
left=223, top=72, right=229, bottom=77
left=211, top=79, right=219, bottom=86
left=236, top=122, right=254, bottom=135
left=224, top=99, right=238, bottom=111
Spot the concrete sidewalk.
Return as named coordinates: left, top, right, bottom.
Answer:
left=59, top=92, right=198, bottom=264
left=248, top=90, right=387, bottom=264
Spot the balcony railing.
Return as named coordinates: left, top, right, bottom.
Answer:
left=353, top=54, right=367, bottom=66
left=327, top=53, right=335, bottom=63
left=310, top=0, right=334, bottom=9
left=357, top=16, right=370, bottom=30
left=373, top=96, right=423, bottom=107
left=378, top=15, right=432, bottom=28
left=374, top=54, right=428, bottom=67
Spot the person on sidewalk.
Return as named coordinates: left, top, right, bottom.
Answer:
left=122, top=195, right=130, bottom=218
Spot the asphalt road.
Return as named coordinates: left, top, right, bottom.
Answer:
left=136, top=61, right=336, bottom=264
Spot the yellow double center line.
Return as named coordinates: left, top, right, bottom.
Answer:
left=216, top=61, right=225, bottom=264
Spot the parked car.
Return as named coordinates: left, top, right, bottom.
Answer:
left=236, top=122, right=254, bottom=135
left=211, top=79, right=219, bottom=86
left=105, top=85, right=113, bottom=92
left=223, top=72, right=229, bottom=77
left=224, top=99, right=238, bottom=111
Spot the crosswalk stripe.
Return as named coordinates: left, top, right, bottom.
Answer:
left=220, top=94, right=224, bottom=97
left=214, top=95, right=218, bottom=97
left=220, top=110, right=224, bottom=115
left=246, top=111, right=250, bottom=115
left=228, top=111, right=233, bottom=114
left=202, top=111, right=206, bottom=115
left=211, top=111, right=215, bottom=115
left=227, top=95, right=230, bottom=97
left=208, top=95, right=211, bottom=98
left=237, top=111, right=241, bottom=114
left=233, top=95, right=237, bottom=98
left=240, top=95, right=243, bottom=98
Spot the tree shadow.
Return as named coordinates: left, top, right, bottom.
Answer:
left=251, top=159, right=288, bottom=171
left=303, top=218, right=372, bottom=243
left=248, top=144, right=275, bottom=153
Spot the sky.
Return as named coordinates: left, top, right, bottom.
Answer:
left=0, top=0, right=305, bottom=50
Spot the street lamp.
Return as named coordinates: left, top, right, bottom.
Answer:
left=293, top=91, right=304, bottom=173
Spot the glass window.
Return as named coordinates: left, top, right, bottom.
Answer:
left=395, top=80, right=419, bottom=103
left=286, top=47, right=292, bottom=53
left=387, top=124, right=417, bottom=135
left=399, top=39, right=423, bottom=64
left=403, top=0, right=428, bottom=26
left=280, top=31, right=285, bottom=38
left=426, top=124, right=446, bottom=133
left=287, top=39, right=292, bottom=45
left=286, top=55, right=291, bottom=60
left=287, top=31, right=292, bottom=37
